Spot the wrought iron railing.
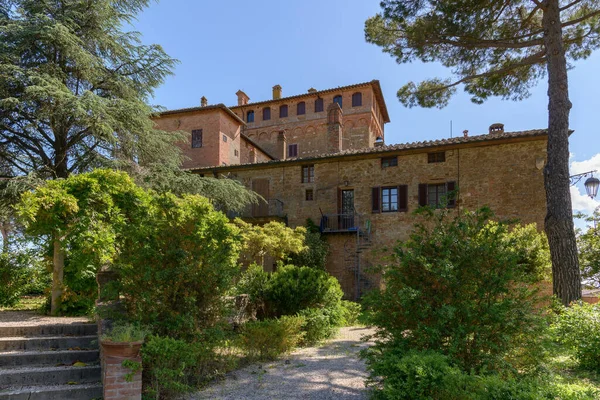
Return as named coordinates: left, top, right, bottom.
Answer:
left=319, top=210, right=362, bottom=233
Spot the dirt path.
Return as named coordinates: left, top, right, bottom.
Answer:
left=189, top=326, right=374, bottom=400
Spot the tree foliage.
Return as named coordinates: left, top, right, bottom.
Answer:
left=576, top=207, right=600, bottom=288
left=235, top=220, right=307, bottom=266
left=365, top=0, right=600, bottom=305
left=0, top=0, right=181, bottom=178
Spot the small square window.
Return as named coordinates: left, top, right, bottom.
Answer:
left=223, top=135, right=228, bottom=142
left=381, top=156, right=398, bottom=168
left=302, top=165, right=314, bottom=183
left=305, top=189, right=314, bottom=201
left=428, top=152, right=445, bottom=163
left=288, top=144, right=298, bottom=158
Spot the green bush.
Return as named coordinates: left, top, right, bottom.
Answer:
left=0, top=252, right=28, bottom=307
left=364, top=207, right=549, bottom=373
left=142, top=334, right=235, bottom=399
left=234, top=263, right=271, bottom=318
left=552, top=302, right=600, bottom=371
left=239, top=316, right=305, bottom=361
left=288, top=219, right=329, bottom=270
left=298, top=308, right=337, bottom=345
left=265, top=264, right=344, bottom=317
left=340, top=300, right=362, bottom=326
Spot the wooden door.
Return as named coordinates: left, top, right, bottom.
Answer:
left=252, top=179, right=270, bottom=217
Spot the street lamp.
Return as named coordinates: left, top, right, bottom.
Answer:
left=570, top=170, right=599, bottom=199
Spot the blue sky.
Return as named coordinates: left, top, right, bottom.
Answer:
left=132, top=0, right=600, bottom=220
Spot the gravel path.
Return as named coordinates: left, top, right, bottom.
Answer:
left=0, top=311, right=92, bottom=327
left=189, top=326, right=375, bottom=400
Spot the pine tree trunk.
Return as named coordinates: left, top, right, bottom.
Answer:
left=51, top=233, right=65, bottom=316
left=542, top=0, right=581, bottom=306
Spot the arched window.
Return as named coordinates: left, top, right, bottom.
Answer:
left=297, top=102, right=306, bottom=115
left=247, top=110, right=254, bottom=123
left=333, top=95, right=343, bottom=108
left=263, top=107, right=271, bottom=121
left=315, top=98, right=324, bottom=112
left=279, top=105, right=288, bottom=118
left=352, top=92, right=362, bottom=107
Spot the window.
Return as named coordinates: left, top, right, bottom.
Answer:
left=297, top=101, right=306, bottom=115
left=279, top=104, right=288, bottom=118
left=301, top=165, right=314, bottom=183
left=372, top=185, right=408, bottom=213
left=333, top=95, right=343, bottom=108
left=305, top=189, right=314, bottom=201
left=428, top=152, right=446, bottom=163
left=263, top=107, right=271, bottom=121
left=222, top=134, right=227, bottom=142
left=247, top=110, right=254, bottom=123
left=315, top=98, right=324, bottom=112
left=381, top=156, right=398, bottom=168
left=234, top=149, right=239, bottom=157
left=418, top=182, right=456, bottom=208
left=352, top=92, right=362, bottom=107
left=288, top=143, right=298, bottom=158
left=191, top=129, right=202, bottom=148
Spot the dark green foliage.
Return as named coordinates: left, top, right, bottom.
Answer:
left=0, top=252, right=28, bottom=307
left=0, top=0, right=181, bottom=178
left=364, top=207, right=549, bottom=373
left=265, top=265, right=344, bottom=318
left=288, top=219, right=329, bottom=270
left=340, top=300, right=362, bottom=326
left=115, top=193, right=242, bottom=340
left=576, top=209, right=600, bottom=288
left=552, top=302, right=600, bottom=372
left=234, top=263, right=271, bottom=318
left=238, top=316, right=305, bottom=361
left=142, top=334, right=237, bottom=399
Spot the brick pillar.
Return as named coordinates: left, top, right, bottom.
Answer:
left=249, top=147, right=257, bottom=163
left=327, top=103, right=343, bottom=153
left=277, top=131, right=287, bottom=160
left=102, top=355, right=142, bottom=400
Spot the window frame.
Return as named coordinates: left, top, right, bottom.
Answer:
left=372, top=185, right=408, bottom=213
left=297, top=102, right=306, bottom=115
left=419, top=182, right=456, bottom=208
left=222, top=134, right=227, bottom=142
left=381, top=156, right=398, bottom=168
left=352, top=92, right=362, bottom=107
left=262, top=107, right=271, bottom=121
left=305, top=188, right=314, bottom=201
left=333, top=95, right=343, bottom=108
left=301, top=164, right=315, bottom=183
left=315, top=98, right=324, bottom=112
left=288, top=143, right=298, bottom=158
left=191, top=129, right=203, bottom=148
left=279, top=104, right=288, bottom=118
left=428, top=151, right=446, bottom=163
left=246, top=110, right=254, bottom=123
left=381, top=186, right=399, bottom=213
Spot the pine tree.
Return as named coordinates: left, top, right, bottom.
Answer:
left=0, top=0, right=181, bottom=179
left=365, top=0, right=600, bottom=305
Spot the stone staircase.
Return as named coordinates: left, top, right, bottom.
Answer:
left=0, top=322, right=102, bottom=400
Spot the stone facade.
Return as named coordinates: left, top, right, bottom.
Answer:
left=153, top=81, right=548, bottom=299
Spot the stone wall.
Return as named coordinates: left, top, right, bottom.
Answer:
left=204, top=136, right=548, bottom=298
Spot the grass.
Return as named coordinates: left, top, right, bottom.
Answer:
left=0, top=295, right=45, bottom=312
left=548, top=348, right=600, bottom=391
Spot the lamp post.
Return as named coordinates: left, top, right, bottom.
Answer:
left=570, top=170, right=599, bottom=199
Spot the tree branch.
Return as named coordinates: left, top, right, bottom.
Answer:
left=562, top=10, right=600, bottom=29
left=560, top=0, right=583, bottom=11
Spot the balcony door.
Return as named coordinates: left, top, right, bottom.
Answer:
left=252, top=179, right=269, bottom=217
left=338, top=189, right=355, bottom=229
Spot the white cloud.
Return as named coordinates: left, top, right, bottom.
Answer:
left=570, top=153, right=600, bottom=215
left=570, top=185, right=599, bottom=214
left=570, top=153, right=600, bottom=175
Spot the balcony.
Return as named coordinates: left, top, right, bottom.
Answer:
left=228, top=199, right=286, bottom=224
left=320, top=210, right=370, bottom=235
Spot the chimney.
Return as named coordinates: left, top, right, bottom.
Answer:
left=463, top=129, right=469, bottom=138
left=326, top=102, right=343, bottom=153
left=201, top=96, right=208, bottom=107
left=374, top=136, right=384, bottom=147
left=277, top=131, right=287, bottom=160
left=307, top=88, right=317, bottom=93
left=489, top=123, right=504, bottom=134
left=236, top=90, right=249, bottom=106
left=272, top=85, right=282, bottom=100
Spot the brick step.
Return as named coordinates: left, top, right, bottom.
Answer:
left=0, top=365, right=100, bottom=387
left=0, top=383, right=102, bottom=400
left=0, top=336, right=97, bottom=352
left=0, top=324, right=96, bottom=338
left=0, top=350, right=99, bottom=368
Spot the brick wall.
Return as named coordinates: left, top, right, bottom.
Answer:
left=206, top=136, right=548, bottom=298
left=102, top=355, right=142, bottom=400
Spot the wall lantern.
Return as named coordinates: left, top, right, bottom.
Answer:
left=570, top=170, right=598, bottom=199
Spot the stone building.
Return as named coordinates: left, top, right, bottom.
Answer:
left=153, top=81, right=548, bottom=299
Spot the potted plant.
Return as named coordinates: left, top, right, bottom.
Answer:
left=100, top=322, right=147, bottom=358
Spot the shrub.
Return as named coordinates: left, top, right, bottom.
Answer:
left=364, top=207, right=549, bottom=373
left=0, top=252, right=28, bottom=307
left=142, top=334, right=235, bottom=399
left=298, top=308, right=337, bottom=345
left=340, top=300, right=362, bottom=326
left=552, top=302, right=600, bottom=371
left=239, top=316, right=305, bottom=360
left=234, top=263, right=271, bottom=318
left=265, top=264, right=344, bottom=317
left=288, top=219, right=329, bottom=270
